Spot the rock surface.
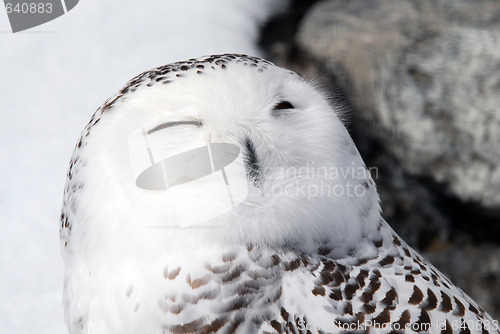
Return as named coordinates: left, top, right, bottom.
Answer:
left=296, top=0, right=500, bottom=212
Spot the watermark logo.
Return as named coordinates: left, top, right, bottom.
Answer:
left=128, top=106, right=248, bottom=229
left=3, top=0, right=79, bottom=33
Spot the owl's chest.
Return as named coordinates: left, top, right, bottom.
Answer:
left=65, top=246, right=293, bottom=333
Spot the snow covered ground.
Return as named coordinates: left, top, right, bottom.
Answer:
left=0, top=1, right=286, bottom=332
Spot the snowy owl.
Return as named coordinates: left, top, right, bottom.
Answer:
left=60, top=54, right=499, bottom=334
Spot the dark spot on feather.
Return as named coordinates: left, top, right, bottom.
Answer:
left=280, top=307, right=289, bottom=321
left=221, top=265, right=244, bottom=283
left=329, top=289, right=342, bottom=301
left=221, top=252, right=236, bottom=262
left=270, top=320, right=282, bottom=333
left=355, top=270, right=369, bottom=287
left=408, top=286, right=424, bottom=305
left=414, top=309, right=431, bottom=332
left=454, top=297, right=466, bottom=317
left=270, top=254, right=281, bottom=267
left=422, top=288, right=438, bottom=310
left=403, top=248, right=411, bottom=257
left=405, top=274, right=415, bottom=282
left=226, top=315, right=245, bottom=333
left=363, top=303, right=376, bottom=314
left=169, top=304, right=184, bottom=314
left=167, top=267, right=181, bottom=280
left=312, top=286, right=325, bottom=296
left=395, top=309, right=411, bottom=328
left=382, top=287, right=398, bottom=306
left=205, top=263, right=231, bottom=274
left=169, top=317, right=204, bottom=333
left=199, top=316, right=228, bottom=334
left=322, top=260, right=335, bottom=272
left=469, top=304, right=479, bottom=315
left=393, top=236, right=402, bottom=246
left=331, top=270, right=344, bottom=286
left=374, top=308, right=391, bottom=324
left=299, top=255, right=310, bottom=267
left=268, top=286, right=282, bottom=303
left=360, top=290, right=374, bottom=304
left=344, top=283, right=358, bottom=300
left=379, top=255, right=395, bottom=267
left=344, top=302, right=353, bottom=316
left=355, top=258, right=370, bottom=266
left=360, top=275, right=381, bottom=303
left=338, top=264, right=348, bottom=273
left=186, top=274, right=210, bottom=289
left=182, top=289, right=218, bottom=304
left=237, top=281, right=259, bottom=296
left=284, top=258, right=301, bottom=271
left=247, top=268, right=274, bottom=280
left=440, top=291, right=453, bottom=313
left=431, top=273, right=440, bottom=286
left=223, top=296, right=248, bottom=312
left=411, top=269, right=421, bottom=275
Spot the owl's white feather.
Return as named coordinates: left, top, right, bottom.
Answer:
left=60, top=54, right=499, bottom=334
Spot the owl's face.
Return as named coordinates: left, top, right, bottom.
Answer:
left=76, top=55, right=379, bottom=250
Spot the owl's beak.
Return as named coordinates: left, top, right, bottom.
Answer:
left=242, top=137, right=260, bottom=188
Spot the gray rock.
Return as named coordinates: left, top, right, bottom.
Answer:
left=297, top=0, right=500, bottom=211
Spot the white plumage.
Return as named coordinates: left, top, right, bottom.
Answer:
left=60, top=54, right=499, bottom=333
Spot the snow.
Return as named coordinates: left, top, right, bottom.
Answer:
left=0, top=1, right=286, bottom=332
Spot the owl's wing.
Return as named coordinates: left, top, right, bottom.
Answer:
left=269, top=236, right=500, bottom=334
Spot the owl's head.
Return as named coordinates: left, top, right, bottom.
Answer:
left=66, top=54, right=380, bottom=252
